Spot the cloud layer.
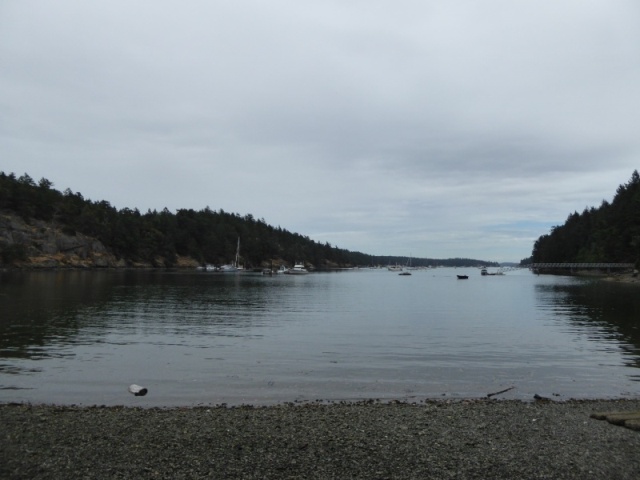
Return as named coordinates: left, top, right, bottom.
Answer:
left=2, top=1, right=639, bottom=261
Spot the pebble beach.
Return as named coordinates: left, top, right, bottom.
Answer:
left=2, top=399, right=640, bottom=479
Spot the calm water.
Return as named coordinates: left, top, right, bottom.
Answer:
left=1, top=268, right=639, bottom=406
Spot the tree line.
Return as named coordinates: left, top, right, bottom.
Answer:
left=0, top=171, right=498, bottom=268
left=528, top=170, right=640, bottom=267
left=0, top=172, right=378, bottom=267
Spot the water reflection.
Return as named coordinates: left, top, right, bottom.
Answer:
left=0, top=271, right=279, bottom=364
left=535, top=279, right=640, bottom=369
left=1, top=269, right=639, bottom=404
left=1, top=271, right=119, bottom=361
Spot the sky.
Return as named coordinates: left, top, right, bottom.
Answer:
left=1, top=1, right=639, bottom=262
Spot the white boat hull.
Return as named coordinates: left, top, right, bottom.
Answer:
left=286, top=263, right=309, bottom=274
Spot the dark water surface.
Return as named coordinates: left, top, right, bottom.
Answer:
left=1, top=268, right=639, bottom=406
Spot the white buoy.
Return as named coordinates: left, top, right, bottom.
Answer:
left=128, top=384, right=148, bottom=396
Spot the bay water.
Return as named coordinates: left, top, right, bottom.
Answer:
left=1, top=268, right=639, bottom=406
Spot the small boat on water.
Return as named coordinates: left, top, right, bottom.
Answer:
left=481, top=267, right=505, bottom=276
left=221, top=237, right=244, bottom=273
left=399, top=271, right=412, bottom=276
left=457, top=275, right=469, bottom=279
left=390, top=254, right=413, bottom=273
left=196, top=264, right=219, bottom=272
left=286, top=263, right=309, bottom=275
left=219, top=264, right=239, bottom=273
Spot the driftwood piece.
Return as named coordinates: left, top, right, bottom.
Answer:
left=128, top=384, right=148, bottom=396
left=487, top=386, right=515, bottom=398
left=626, top=419, right=640, bottom=431
left=600, top=412, right=640, bottom=426
left=590, top=410, right=640, bottom=431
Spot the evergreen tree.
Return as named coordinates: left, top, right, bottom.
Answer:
left=531, top=170, right=640, bottom=265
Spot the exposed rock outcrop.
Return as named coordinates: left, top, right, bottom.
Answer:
left=1, top=212, right=124, bottom=268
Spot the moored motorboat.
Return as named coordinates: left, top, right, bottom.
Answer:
left=196, top=264, right=219, bottom=272
left=219, top=264, right=239, bottom=273
left=286, top=263, right=309, bottom=274
left=457, top=275, right=469, bottom=279
left=481, top=267, right=504, bottom=276
left=392, top=254, right=413, bottom=273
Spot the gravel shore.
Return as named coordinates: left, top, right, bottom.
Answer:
left=2, top=399, right=640, bottom=479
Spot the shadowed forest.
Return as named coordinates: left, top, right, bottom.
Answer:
left=0, top=172, right=496, bottom=269
left=528, top=170, right=640, bottom=267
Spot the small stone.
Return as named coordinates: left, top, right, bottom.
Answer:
left=128, top=384, right=148, bottom=396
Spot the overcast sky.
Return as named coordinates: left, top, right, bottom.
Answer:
left=1, top=1, right=639, bottom=262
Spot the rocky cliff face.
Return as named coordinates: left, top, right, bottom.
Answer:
left=0, top=212, right=127, bottom=268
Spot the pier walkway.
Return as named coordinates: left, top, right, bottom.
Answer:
left=529, top=263, right=634, bottom=272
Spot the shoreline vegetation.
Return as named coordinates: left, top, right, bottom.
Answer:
left=2, top=399, right=640, bottom=479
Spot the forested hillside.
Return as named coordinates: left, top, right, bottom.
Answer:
left=0, top=172, right=496, bottom=269
left=530, top=170, right=640, bottom=267
left=0, top=172, right=375, bottom=268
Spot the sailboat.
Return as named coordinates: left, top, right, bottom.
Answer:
left=398, top=254, right=412, bottom=275
left=220, top=237, right=243, bottom=273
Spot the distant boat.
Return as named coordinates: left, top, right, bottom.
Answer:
left=286, top=263, right=309, bottom=275
left=219, top=264, right=238, bottom=273
left=220, top=237, right=243, bottom=273
left=389, top=254, right=413, bottom=272
left=457, top=275, right=469, bottom=279
left=480, top=267, right=504, bottom=276
left=196, top=264, right=219, bottom=272
left=399, top=271, right=412, bottom=276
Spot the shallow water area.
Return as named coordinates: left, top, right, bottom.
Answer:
left=1, top=268, right=639, bottom=406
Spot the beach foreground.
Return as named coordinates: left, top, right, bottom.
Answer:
left=2, top=399, right=640, bottom=479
